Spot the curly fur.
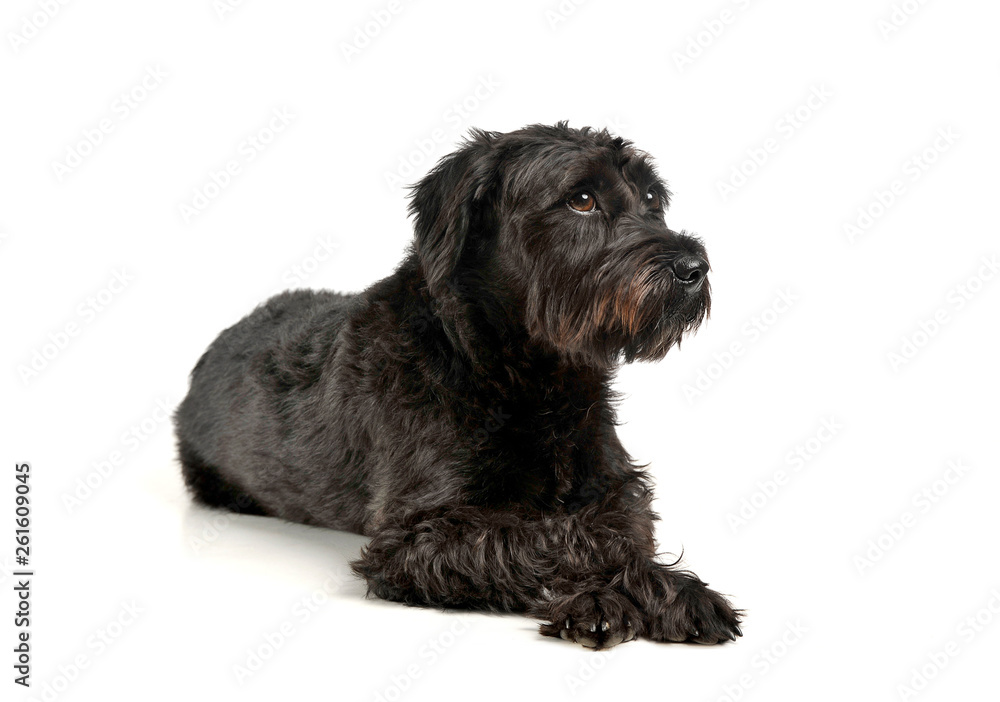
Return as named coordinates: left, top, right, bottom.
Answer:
left=174, top=122, right=741, bottom=648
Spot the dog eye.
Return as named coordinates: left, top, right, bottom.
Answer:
left=568, top=191, right=597, bottom=213
left=645, top=189, right=661, bottom=210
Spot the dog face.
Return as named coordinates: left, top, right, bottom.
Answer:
left=410, top=123, right=710, bottom=367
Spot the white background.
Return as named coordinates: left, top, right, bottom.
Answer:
left=2, top=1, right=999, bottom=700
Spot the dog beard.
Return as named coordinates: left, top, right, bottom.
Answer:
left=524, top=228, right=711, bottom=367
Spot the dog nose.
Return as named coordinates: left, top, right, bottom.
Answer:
left=672, top=255, right=709, bottom=288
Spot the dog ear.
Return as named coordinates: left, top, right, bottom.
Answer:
left=409, top=130, right=496, bottom=297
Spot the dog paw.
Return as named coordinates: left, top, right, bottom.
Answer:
left=537, top=589, right=639, bottom=649
left=652, top=577, right=742, bottom=644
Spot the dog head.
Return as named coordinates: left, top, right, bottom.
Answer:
left=410, top=122, right=710, bottom=368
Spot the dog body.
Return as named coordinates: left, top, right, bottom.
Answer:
left=175, top=123, right=741, bottom=648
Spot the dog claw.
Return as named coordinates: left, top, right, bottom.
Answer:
left=539, top=589, right=642, bottom=649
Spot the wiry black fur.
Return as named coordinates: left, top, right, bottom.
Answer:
left=175, top=123, right=741, bottom=648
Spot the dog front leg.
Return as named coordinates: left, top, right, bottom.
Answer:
left=351, top=506, right=549, bottom=612
left=350, top=506, right=645, bottom=648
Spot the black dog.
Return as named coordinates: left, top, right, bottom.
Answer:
left=175, top=123, right=741, bottom=648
